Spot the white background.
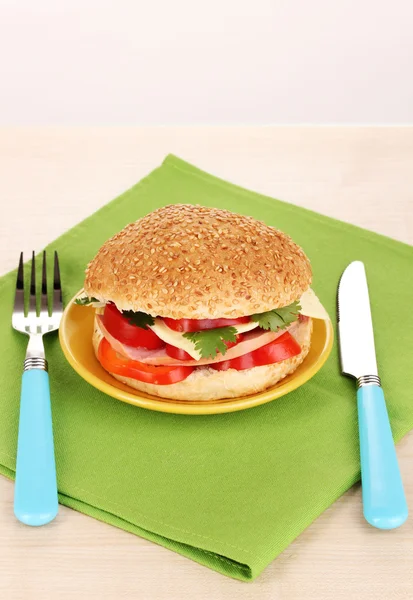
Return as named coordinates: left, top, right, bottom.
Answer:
left=0, top=0, right=412, bottom=125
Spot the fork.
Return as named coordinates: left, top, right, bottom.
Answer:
left=12, top=251, right=63, bottom=526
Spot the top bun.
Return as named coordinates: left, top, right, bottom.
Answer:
left=84, top=204, right=312, bottom=319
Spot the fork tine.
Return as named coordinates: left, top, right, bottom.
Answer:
left=53, top=251, right=63, bottom=312
left=40, top=251, right=48, bottom=315
left=14, top=252, right=25, bottom=315
left=29, top=251, right=37, bottom=316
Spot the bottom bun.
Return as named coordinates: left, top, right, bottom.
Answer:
left=92, top=318, right=313, bottom=401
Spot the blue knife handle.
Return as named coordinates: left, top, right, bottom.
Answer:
left=14, top=369, right=58, bottom=526
left=357, top=384, right=408, bottom=529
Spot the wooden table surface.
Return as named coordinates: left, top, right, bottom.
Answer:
left=0, top=127, right=412, bottom=599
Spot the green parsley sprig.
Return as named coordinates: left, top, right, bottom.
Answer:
left=74, top=296, right=100, bottom=306
left=251, top=301, right=301, bottom=331
left=183, top=327, right=238, bottom=359
left=122, top=311, right=154, bottom=330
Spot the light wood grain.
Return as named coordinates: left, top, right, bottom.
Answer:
left=0, top=127, right=412, bottom=600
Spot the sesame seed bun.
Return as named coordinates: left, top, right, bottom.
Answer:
left=92, top=318, right=313, bottom=401
left=84, top=204, right=312, bottom=319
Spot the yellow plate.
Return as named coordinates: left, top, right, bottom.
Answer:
left=59, top=293, right=334, bottom=415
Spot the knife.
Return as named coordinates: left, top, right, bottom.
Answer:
left=337, top=260, right=408, bottom=529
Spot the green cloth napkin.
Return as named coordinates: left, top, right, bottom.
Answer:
left=1, top=155, right=413, bottom=581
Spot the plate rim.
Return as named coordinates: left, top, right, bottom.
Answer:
left=59, top=291, right=334, bottom=415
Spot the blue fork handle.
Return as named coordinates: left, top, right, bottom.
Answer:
left=357, top=384, right=408, bottom=529
left=14, top=369, right=58, bottom=526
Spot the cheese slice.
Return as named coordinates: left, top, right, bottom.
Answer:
left=227, top=320, right=259, bottom=335
left=299, top=288, right=329, bottom=320
left=149, top=318, right=259, bottom=360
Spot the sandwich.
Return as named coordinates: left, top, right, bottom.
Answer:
left=77, top=204, right=328, bottom=401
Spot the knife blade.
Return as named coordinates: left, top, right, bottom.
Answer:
left=338, top=261, right=378, bottom=379
left=338, top=261, right=408, bottom=529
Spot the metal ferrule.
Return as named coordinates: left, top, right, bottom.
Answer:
left=23, top=357, right=48, bottom=372
left=357, top=374, right=381, bottom=388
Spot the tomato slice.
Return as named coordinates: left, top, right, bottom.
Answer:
left=211, top=332, right=301, bottom=371
left=98, top=338, right=194, bottom=385
left=165, top=345, right=192, bottom=361
left=163, top=316, right=250, bottom=332
left=165, top=334, right=244, bottom=361
left=102, top=303, right=164, bottom=349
